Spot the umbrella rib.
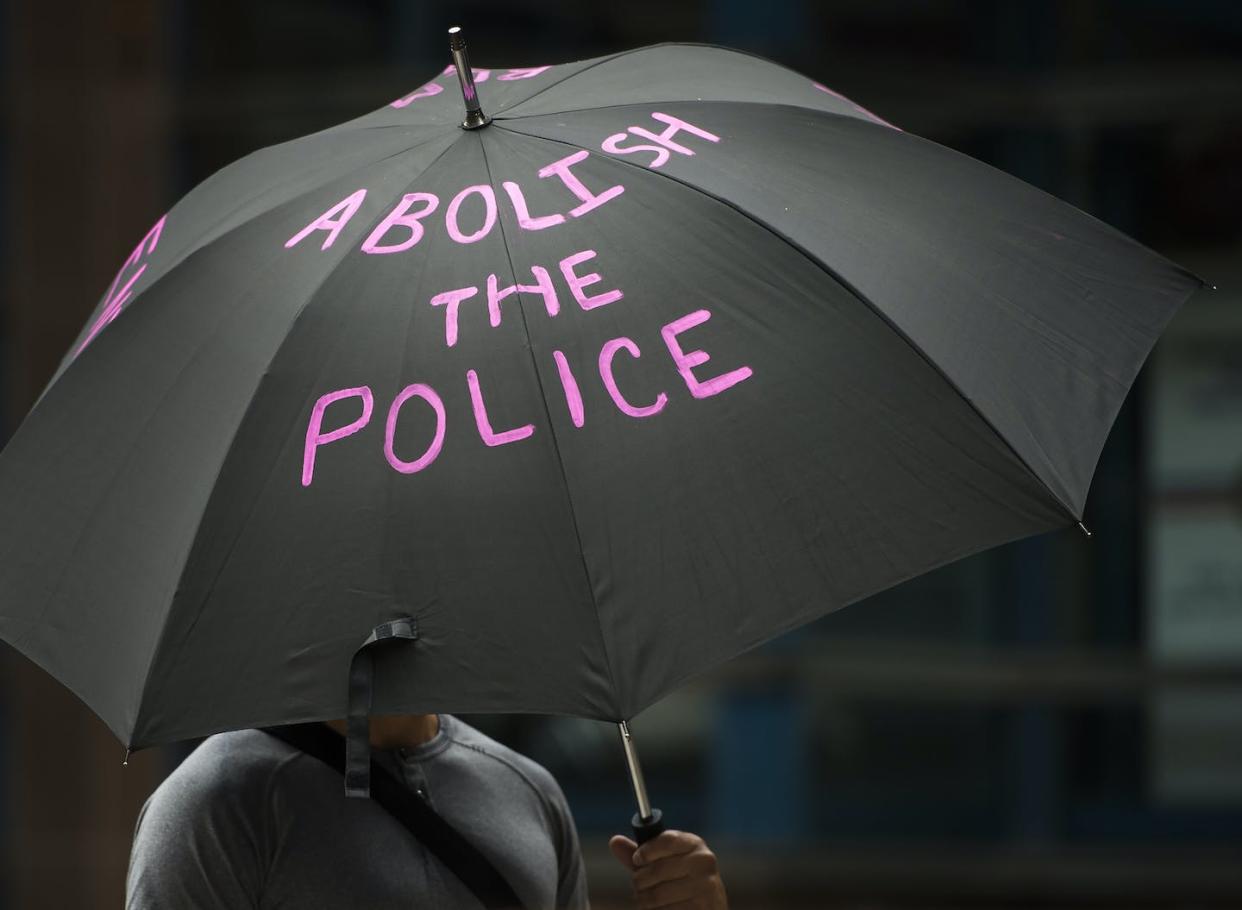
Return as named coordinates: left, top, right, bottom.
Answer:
left=126, top=134, right=470, bottom=746
left=495, top=120, right=1082, bottom=523
left=473, top=130, right=623, bottom=715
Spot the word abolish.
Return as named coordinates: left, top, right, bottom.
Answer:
left=283, top=113, right=719, bottom=255
left=301, top=308, right=752, bottom=486
left=284, top=149, right=620, bottom=254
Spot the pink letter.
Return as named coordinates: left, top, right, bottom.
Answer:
left=467, top=369, right=535, bottom=446
left=391, top=81, right=444, bottom=108
left=502, top=181, right=565, bottom=231
left=362, top=192, right=439, bottom=254
left=601, top=131, right=671, bottom=167
left=76, top=214, right=168, bottom=357
left=286, top=189, right=367, bottom=250
left=609, top=113, right=720, bottom=169
left=538, top=150, right=624, bottom=218
left=599, top=338, right=667, bottom=418
left=430, top=286, right=479, bottom=347
left=661, top=309, right=753, bottom=399
left=441, top=65, right=490, bottom=83
left=812, top=82, right=900, bottom=130
left=498, top=66, right=550, bottom=81
left=303, top=386, right=374, bottom=487
left=445, top=184, right=497, bottom=244
left=553, top=350, right=585, bottom=428
left=487, top=266, right=559, bottom=327
left=384, top=383, right=446, bottom=474
left=559, top=250, right=622, bottom=311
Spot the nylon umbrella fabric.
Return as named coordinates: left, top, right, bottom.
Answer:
left=0, top=44, right=1202, bottom=750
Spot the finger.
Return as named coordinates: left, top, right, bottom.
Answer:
left=634, top=848, right=717, bottom=891
left=634, top=876, right=702, bottom=910
left=608, top=834, right=639, bottom=872
left=633, top=830, right=701, bottom=867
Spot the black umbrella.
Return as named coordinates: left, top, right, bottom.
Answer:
left=0, top=31, right=1201, bottom=836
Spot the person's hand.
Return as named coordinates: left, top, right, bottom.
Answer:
left=608, top=830, right=728, bottom=909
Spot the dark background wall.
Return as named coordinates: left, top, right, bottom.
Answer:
left=2, top=1, right=1241, bottom=907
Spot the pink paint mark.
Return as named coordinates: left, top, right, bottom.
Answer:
left=76, top=214, right=167, bottom=357
left=362, top=192, right=439, bottom=254
left=812, top=82, right=900, bottom=131
left=430, top=286, right=479, bottom=348
left=302, top=386, right=374, bottom=487
left=286, top=189, right=367, bottom=251
left=661, top=309, right=753, bottom=399
left=391, top=81, right=444, bottom=108
left=384, top=383, right=446, bottom=474
left=487, top=266, right=559, bottom=327
left=553, top=350, right=585, bottom=428
left=442, top=65, right=491, bottom=82
left=538, top=150, right=624, bottom=218
left=467, top=369, right=535, bottom=446
left=620, top=112, right=720, bottom=168
left=559, top=250, right=622, bottom=311
left=498, top=66, right=550, bottom=81
left=77, top=264, right=147, bottom=355
left=599, top=337, right=667, bottom=418
left=502, top=180, right=565, bottom=231
left=601, top=131, right=669, bottom=167
left=445, top=184, right=497, bottom=244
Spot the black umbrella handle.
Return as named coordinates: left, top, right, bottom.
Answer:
left=631, top=807, right=666, bottom=845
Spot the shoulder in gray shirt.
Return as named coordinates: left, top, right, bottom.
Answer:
left=126, top=715, right=588, bottom=909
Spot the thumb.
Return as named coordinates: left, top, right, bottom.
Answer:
left=608, top=834, right=639, bottom=872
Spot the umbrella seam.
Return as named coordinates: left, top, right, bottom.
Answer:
left=474, top=130, right=622, bottom=717
left=494, top=119, right=1085, bottom=523
left=128, top=132, right=469, bottom=746
left=492, top=41, right=893, bottom=123
left=494, top=97, right=887, bottom=124
left=44, top=128, right=460, bottom=403
left=489, top=46, right=653, bottom=118
left=501, top=98, right=1204, bottom=288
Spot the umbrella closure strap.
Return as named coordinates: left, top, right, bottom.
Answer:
left=346, top=616, right=418, bottom=798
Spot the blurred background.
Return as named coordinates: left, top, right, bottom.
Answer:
left=2, top=0, right=1240, bottom=907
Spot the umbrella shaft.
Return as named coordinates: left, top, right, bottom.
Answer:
left=618, top=721, right=654, bottom=822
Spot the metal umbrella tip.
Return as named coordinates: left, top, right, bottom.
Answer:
left=1077, top=521, right=1093, bottom=538
left=448, top=25, right=489, bottom=129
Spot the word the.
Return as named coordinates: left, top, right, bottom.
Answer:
left=430, top=248, right=620, bottom=348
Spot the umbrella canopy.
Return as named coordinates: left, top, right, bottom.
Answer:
left=0, top=42, right=1201, bottom=751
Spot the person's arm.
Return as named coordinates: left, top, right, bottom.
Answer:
left=125, top=751, right=270, bottom=909
left=541, top=774, right=590, bottom=909
left=610, top=830, right=728, bottom=910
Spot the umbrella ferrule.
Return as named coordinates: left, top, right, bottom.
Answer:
left=448, top=26, right=490, bottom=130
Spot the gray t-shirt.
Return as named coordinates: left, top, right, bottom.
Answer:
left=126, top=715, right=588, bottom=909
